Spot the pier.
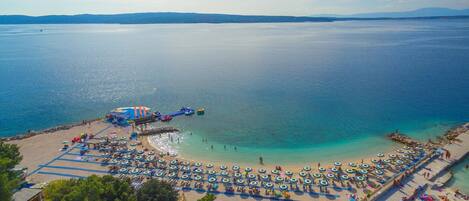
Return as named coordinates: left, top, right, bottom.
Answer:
left=372, top=124, right=469, bottom=201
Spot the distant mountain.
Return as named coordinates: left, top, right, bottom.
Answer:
left=1, top=9, right=468, bottom=24
left=0, top=12, right=334, bottom=24
left=314, top=7, right=469, bottom=18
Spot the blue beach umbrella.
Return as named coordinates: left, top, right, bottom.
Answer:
left=279, top=184, right=288, bottom=191
left=258, top=168, right=266, bottom=174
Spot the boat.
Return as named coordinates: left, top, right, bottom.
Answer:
left=161, top=115, right=173, bottom=122
left=197, top=108, right=205, bottom=115
left=184, top=110, right=194, bottom=116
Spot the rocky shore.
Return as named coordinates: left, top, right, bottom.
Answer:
left=0, top=118, right=102, bottom=142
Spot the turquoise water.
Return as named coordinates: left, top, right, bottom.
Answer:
left=448, top=156, right=469, bottom=194
left=1, top=20, right=469, bottom=165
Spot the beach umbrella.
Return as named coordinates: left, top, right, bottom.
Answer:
left=194, top=168, right=203, bottom=174
left=208, top=170, right=216, bottom=175
left=158, top=159, right=166, bottom=164
left=182, top=161, right=190, bottom=166
left=304, top=179, right=312, bottom=185
left=371, top=159, right=379, bottom=164
left=299, top=171, right=307, bottom=178
left=265, top=182, right=274, bottom=189
left=182, top=166, right=191, bottom=173
left=377, top=153, right=385, bottom=158
left=377, top=164, right=385, bottom=169
left=375, top=170, right=384, bottom=175
left=169, top=160, right=178, bottom=165
left=285, top=170, right=293, bottom=177
left=206, top=163, right=214, bottom=169
left=194, top=175, right=202, bottom=181
left=326, top=174, right=335, bottom=179
left=169, top=165, right=178, bottom=171
left=389, top=154, right=397, bottom=159
left=220, top=165, right=227, bottom=170
left=220, top=171, right=229, bottom=177
left=261, top=174, right=270, bottom=181
left=208, top=177, right=217, bottom=183
left=319, top=179, right=329, bottom=187
left=234, top=172, right=242, bottom=178
left=340, top=175, right=349, bottom=180
left=290, top=178, right=298, bottom=183
left=334, top=162, right=342, bottom=167
left=247, top=174, right=256, bottom=180
left=245, top=167, right=253, bottom=172
left=403, top=146, right=410, bottom=150
left=348, top=162, right=357, bottom=167
left=236, top=179, right=245, bottom=185
left=275, top=176, right=284, bottom=183
left=383, top=159, right=391, bottom=164
left=258, top=168, right=267, bottom=174
left=271, top=169, right=280, bottom=175
left=355, top=176, right=365, bottom=182
left=313, top=173, right=322, bottom=179
left=194, top=162, right=202, bottom=167
left=396, top=160, right=404, bottom=165
left=155, top=172, right=164, bottom=177
left=119, top=168, right=128, bottom=174
left=346, top=169, right=355, bottom=174
left=331, top=167, right=339, bottom=173
left=249, top=181, right=259, bottom=187
left=181, top=174, right=190, bottom=180
left=318, top=167, right=326, bottom=172
left=279, top=184, right=288, bottom=191
left=303, top=166, right=312, bottom=171
left=232, top=165, right=240, bottom=171
left=359, top=169, right=368, bottom=175
left=360, top=164, right=370, bottom=169
left=222, top=178, right=231, bottom=184
left=168, top=172, right=177, bottom=178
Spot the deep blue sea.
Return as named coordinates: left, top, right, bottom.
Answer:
left=1, top=19, right=468, bottom=164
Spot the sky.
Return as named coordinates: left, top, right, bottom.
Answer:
left=0, top=0, right=468, bottom=16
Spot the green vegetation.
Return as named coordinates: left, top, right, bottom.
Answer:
left=43, top=176, right=179, bottom=201
left=44, top=175, right=136, bottom=201
left=136, top=179, right=178, bottom=201
left=197, top=193, right=216, bottom=201
left=0, top=141, right=23, bottom=201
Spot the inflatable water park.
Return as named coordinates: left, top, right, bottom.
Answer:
left=105, top=106, right=204, bottom=126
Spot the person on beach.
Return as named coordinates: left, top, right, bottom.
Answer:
left=234, top=146, right=237, bottom=151
left=259, top=156, right=263, bottom=165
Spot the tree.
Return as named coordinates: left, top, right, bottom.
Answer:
left=137, top=179, right=178, bottom=201
left=0, top=142, right=22, bottom=201
left=198, top=194, right=216, bottom=201
left=43, top=175, right=136, bottom=201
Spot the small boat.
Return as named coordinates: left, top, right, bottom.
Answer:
left=184, top=108, right=195, bottom=116
left=196, top=108, right=205, bottom=115
left=161, top=115, right=173, bottom=122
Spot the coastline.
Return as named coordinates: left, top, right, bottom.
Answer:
left=5, top=116, right=468, bottom=200
left=0, top=118, right=101, bottom=142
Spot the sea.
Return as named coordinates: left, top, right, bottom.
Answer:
left=1, top=20, right=468, bottom=169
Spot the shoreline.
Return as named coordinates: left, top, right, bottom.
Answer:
left=6, top=116, right=468, bottom=200
left=0, top=118, right=102, bottom=142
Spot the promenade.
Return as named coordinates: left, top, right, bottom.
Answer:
left=374, top=130, right=469, bottom=201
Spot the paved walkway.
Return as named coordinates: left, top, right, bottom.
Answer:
left=376, top=131, right=469, bottom=201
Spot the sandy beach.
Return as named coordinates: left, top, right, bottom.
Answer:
left=4, top=119, right=468, bottom=201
